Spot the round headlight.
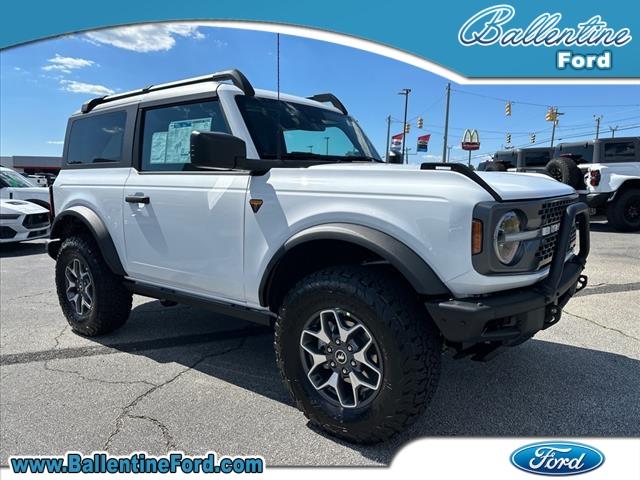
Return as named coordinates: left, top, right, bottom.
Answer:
left=494, top=211, right=522, bottom=265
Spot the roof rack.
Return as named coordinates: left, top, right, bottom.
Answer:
left=81, top=69, right=255, bottom=114
left=307, top=93, right=348, bottom=115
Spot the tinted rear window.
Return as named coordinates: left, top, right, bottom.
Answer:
left=67, top=111, right=127, bottom=165
left=522, top=151, right=550, bottom=166
left=603, top=141, right=636, bottom=163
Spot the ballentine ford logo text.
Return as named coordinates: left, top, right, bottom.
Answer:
left=459, top=5, right=632, bottom=47
left=510, top=442, right=605, bottom=476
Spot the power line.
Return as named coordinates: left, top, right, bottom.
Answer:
left=451, top=88, right=640, bottom=109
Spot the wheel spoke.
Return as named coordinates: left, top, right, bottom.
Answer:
left=69, top=294, right=81, bottom=315
left=349, top=371, right=378, bottom=400
left=353, top=340, right=382, bottom=382
left=65, top=266, right=77, bottom=286
left=301, top=343, right=327, bottom=376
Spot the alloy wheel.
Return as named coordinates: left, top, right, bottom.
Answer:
left=64, top=257, right=94, bottom=316
left=299, top=308, right=383, bottom=409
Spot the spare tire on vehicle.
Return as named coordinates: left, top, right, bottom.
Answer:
left=545, top=157, right=583, bottom=189
left=485, top=162, right=507, bottom=172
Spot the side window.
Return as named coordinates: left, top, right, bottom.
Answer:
left=140, top=100, right=230, bottom=172
left=67, top=111, right=127, bottom=165
left=523, top=152, right=550, bottom=167
left=603, top=141, right=636, bottom=163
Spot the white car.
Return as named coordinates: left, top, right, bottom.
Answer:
left=0, top=166, right=50, bottom=209
left=47, top=69, right=590, bottom=443
left=0, top=199, right=50, bottom=243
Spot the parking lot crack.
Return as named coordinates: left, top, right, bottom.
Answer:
left=102, top=337, right=247, bottom=452
left=4, top=289, right=54, bottom=301
left=128, top=415, right=177, bottom=451
left=565, top=309, right=640, bottom=343
left=43, top=324, right=159, bottom=387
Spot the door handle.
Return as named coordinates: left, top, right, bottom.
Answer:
left=125, top=194, right=150, bottom=204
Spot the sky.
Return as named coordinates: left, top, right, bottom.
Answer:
left=1, top=24, right=639, bottom=166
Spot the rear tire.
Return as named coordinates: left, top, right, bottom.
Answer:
left=55, top=235, right=132, bottom=336
left=274, top=266, right=442, bottom=443
left=606, top=188, right=640, bottom=232
left=545, top=158, right=583, bottom=189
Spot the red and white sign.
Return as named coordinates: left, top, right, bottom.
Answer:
left=462, top=129, right=480, bottom=151
left=390, top=132, right=404, bottom=151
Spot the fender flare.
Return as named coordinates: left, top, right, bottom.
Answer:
left=49, top=206, right=126, bottom=276
left=258, top=223, right=450, bottom=307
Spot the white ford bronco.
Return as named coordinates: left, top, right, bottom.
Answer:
left=48, top=69, right=590, bottom=443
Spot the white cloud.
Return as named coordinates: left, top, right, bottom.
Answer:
left=43, top=54, right=95, bottom=74
left=47, top=140, right=64, bottom=145
left=85, top=24, right=205, bottom=52
left=60, top=80, right=114, bottom=96
left=14, top=66, right=21, bottom=71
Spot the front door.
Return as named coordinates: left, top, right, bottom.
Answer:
left=123, top=97, right=249, bottom=303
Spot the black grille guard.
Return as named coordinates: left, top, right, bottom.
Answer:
left=542, top=201, right=590, bottom=302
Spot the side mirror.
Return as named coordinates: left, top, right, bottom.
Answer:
left=190, top=131, right=247, bottom=170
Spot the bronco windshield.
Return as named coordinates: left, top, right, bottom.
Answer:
left=235, top=96, right=382, bottom=162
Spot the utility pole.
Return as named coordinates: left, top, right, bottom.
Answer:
left=442, top=83, right=451, bottom=163
left=609, top=125, right=619, bottom=138
left=549, top=107, right=564, bottom=147
left=447, top=145, right=453, bottom=162
left=398, top=89, right=411, bottom=163
left=385, top=115, right=391, bottom=161
left=324, top=136, right=330, bottom=155
left=594, top=115, right=602, bottom=140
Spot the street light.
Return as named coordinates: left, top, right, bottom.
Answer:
left=398, top=88, right=411, bottom=163
left=308, top=145, right=314, bottom=153
left=324, top=136, right=330, bottom=155
left=609, top=125, right=619, bottom=138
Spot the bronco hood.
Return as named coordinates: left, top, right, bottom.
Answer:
left=307, top=163, right=576, bottom=201
left=473, top=171, right=576, bottom=200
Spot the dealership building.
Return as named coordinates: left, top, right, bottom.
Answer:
left=0, top=155, right=62, bottom=174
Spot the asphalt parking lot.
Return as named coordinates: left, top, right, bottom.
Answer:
left=1, top=221, right=639, bottom=466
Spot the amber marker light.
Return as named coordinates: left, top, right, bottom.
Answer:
left=472, top=219, right=483, bottom=254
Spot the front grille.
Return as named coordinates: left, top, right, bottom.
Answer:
left=535, top=197, right=578, bottom=268
left=0, top=226, right=17, bottom=239
left=22, top=213, right=49, bottom=229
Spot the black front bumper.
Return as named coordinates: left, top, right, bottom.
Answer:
left=426, top=202, right=590, bottom=348
left=583, top=192, right=610, bottom=209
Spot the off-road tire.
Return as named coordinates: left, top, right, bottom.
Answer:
left=274, top=266, right=442, bottom=443
left=606, top=188, right=640, bottom=232
left=545, top=157, right=583, bottom=189
left=55, top=235, right=132, bottom=336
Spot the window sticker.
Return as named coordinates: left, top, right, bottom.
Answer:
left=165, top=117, right=212, bottom=164
left=149, top=131, right=168, bottom=164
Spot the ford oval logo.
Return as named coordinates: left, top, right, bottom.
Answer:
left=511, top=441, right=604, bottom=476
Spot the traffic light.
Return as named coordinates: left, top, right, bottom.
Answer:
left=505, top=101, right=512, bottom=116
left=545, top=107, right=557, bottom=122
left=530, top=133, right=536, bottom=143
left=417, top=116, right=424, bottom=129
left=506, top=132, right=511, bottom=144
left=404, top=123, right=411, bottom=134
